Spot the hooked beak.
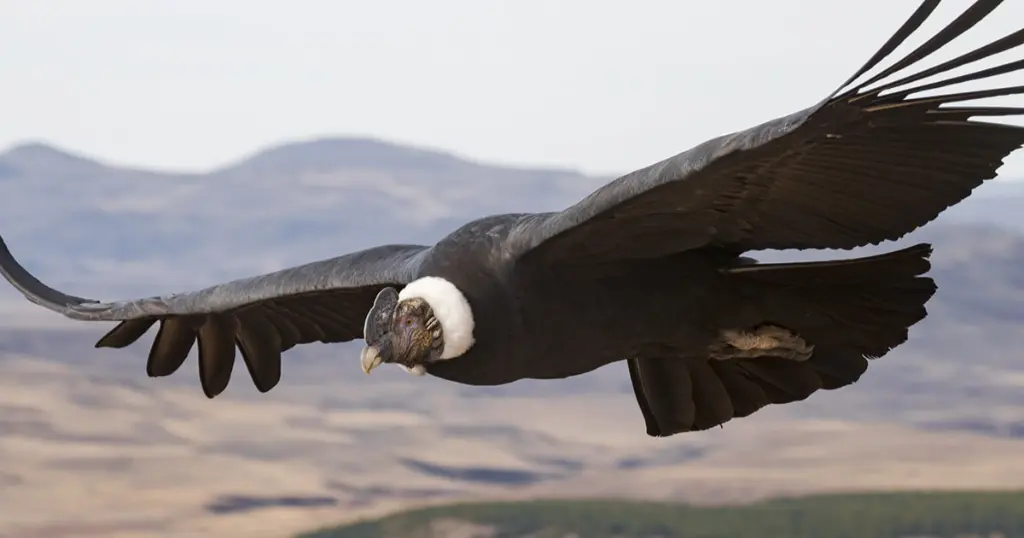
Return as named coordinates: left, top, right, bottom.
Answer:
left=360, top=345, right=384, bottom=375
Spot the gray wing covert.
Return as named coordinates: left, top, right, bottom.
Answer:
left=510, top=0, right=1024, bottom=269
left=0, top=236, right=429, bottom=396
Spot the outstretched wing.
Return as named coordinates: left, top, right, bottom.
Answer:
left=0, top=236, right=430, bottom=397
left=512, top=0, right=1024, bottom=268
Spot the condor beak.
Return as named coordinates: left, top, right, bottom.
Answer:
left=360, top=345, right=384, bottom=375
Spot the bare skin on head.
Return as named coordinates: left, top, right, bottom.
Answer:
left=360, top=276, right=476, bottom=376
left=361, top=297, right=444, bottom=375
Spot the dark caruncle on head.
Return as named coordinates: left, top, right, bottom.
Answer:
left=360, top=277, right=476, bottom=376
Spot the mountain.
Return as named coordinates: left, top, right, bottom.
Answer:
left=0, top=138, right=603, bottom=298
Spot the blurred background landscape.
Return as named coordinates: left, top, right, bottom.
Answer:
left=1, top=138, right=1023, bottom=537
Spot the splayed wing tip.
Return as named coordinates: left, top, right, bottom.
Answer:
left=838, top=0, right=1024, bottom=104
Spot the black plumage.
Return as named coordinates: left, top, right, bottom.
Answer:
left=1, top=0, right=1022, bottom=436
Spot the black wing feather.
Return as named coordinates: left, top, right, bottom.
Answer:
left=512, top=0, right=1024, bottom=268
left=0, top=236, right=428, bottom=396
left=628, top=353, right=865, bottom=437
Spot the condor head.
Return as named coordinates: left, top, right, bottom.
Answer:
left=359, top=277, right=476, bottom=376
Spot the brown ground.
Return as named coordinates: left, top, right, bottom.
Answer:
left=2, top=355, right=1024, bottom=538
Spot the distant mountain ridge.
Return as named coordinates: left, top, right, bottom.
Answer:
left=215, top=137, right=586, bottom=178
left=0, top=137, right=604, bottom=298
left=0, top=137, right=588, bottom=180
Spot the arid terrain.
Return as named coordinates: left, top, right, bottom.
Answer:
left=6, top=353, right=1024, bottom=538
left=1, top=140, right=1023, bottom=538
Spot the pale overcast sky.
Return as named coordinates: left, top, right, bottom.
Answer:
left=3, top=0, right=1023, bottom=177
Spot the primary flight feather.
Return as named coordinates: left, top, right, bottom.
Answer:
left=2, top=0, right=1023, bottom=436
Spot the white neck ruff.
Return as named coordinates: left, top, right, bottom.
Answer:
left=398, top=276, right=476, bottom=360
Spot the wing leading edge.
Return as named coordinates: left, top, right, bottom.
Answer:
left=0, top=236, right=429, bottom=396
left=512, top=0, right=1024, bottom=268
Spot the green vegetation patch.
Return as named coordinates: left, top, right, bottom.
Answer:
left=299, top=490, right=1024, bottom=538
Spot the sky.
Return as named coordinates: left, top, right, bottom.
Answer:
left=3, top=0, right=1024, bottom=177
